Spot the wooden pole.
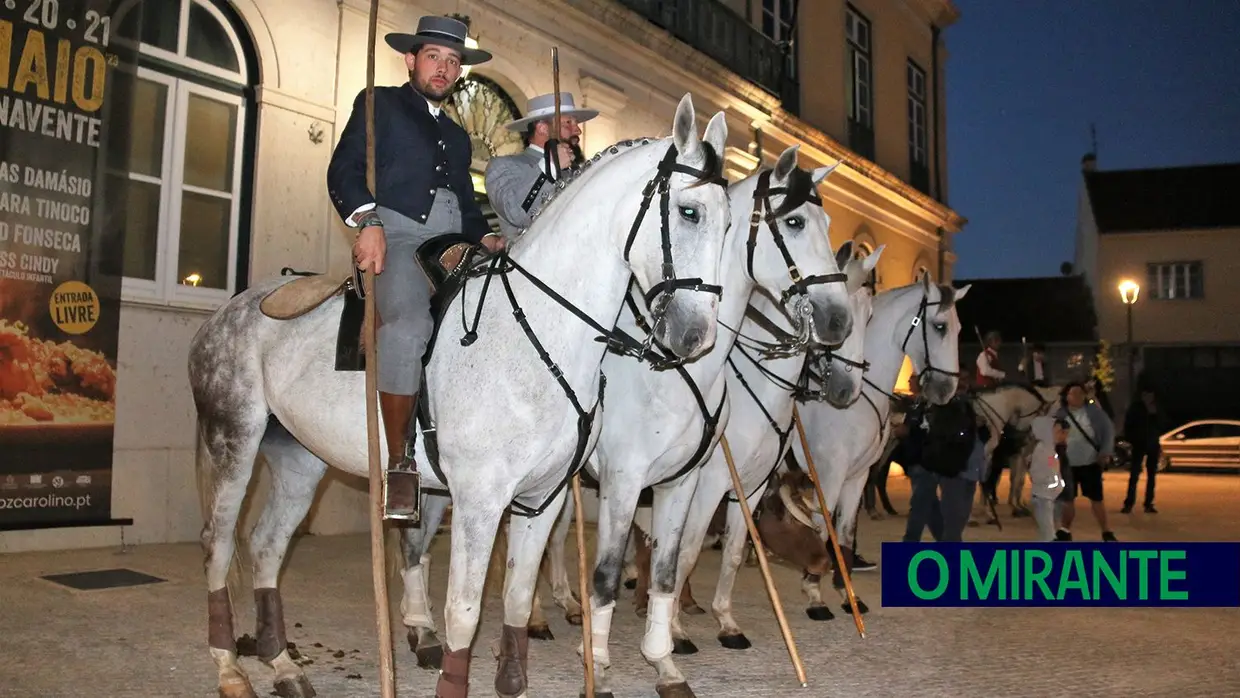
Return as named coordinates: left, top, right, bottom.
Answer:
left=550, top=44, right=596, bottom=698
left=720, top=435, right=808, bottom=687
left=791, top=405, right=866, bottom=639
left=362, top=2, right=396, bottom=697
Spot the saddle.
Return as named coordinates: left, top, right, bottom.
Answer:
left=256, top=234, right=485, bottom=373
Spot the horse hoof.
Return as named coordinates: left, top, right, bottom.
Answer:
left=566, top=612, right=584, bottom=627
left=218, top=678, right=258, bottom=698
left=806, top=605, right=835, bottom=621
left=682, top=603, right=706, bottom=616
left=656, top=681, right=697, bottom=698
left=718, top=633, right=751, bottom=650
left=528, top=624, right=555, bottom=641
left=415, top=643, right=444, bottom=670
left=273, top=676, right=317, bottom=698
left=843, top=599, right=870, bottom=615
left=624, top=578, right=637, bottom=590
left=672, top=637, right=699, bottom=655
left=635, top=606, right=648, bottom=618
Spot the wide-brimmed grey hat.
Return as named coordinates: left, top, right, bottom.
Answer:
left=504, top=92, right=599, bottom=131
left=384, top=16, right=492, bottom=65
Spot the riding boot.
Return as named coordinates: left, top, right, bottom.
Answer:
left=380, top=391, right=419, bottom=519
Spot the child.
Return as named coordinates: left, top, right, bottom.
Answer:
left=1028, top=416, right=1069, bottom=541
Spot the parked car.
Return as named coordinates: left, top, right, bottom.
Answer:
left=1158, top=420, right=1240, bottom=471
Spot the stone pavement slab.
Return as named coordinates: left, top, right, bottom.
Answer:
left=0, top=471, right=1237, bottom=697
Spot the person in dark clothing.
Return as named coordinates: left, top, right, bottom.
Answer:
left=899, top=375, right=943, bottom=542
left=1122, top=387, right=1165, bottom=513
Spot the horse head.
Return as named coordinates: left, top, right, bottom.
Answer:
left=622, top=93, right=731, bottom=359
left=811, top=240, right=883, bottom=406
left=739, top=145, right=853, bottom=346
left=904, top=274, right=971, bottom=405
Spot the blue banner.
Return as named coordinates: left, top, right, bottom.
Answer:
left=880, top=542, right=1240, bottom=607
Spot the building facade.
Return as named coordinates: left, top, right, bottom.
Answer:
left=1074, top=155, right=1240, bottom=426
left=0, top=0, right=965, bottom=552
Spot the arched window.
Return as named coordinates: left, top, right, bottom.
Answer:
left=104, top=0, right=257, bottom=307
left=443, top=75, right=524, bottom=233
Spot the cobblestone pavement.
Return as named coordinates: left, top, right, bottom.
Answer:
left=1, top=471, right=1238, bottom=697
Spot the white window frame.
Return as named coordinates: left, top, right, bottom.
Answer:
left=761, top=0, right=794, bottom=43
left=845, top=6, right=872, bottom=128
left=111, top=0, right=250, bottom=310
left=1148, top=261, right=1204, bottom=301
left=907, top=61, right=928, bottom=166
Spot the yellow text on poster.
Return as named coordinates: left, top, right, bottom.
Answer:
left=49, top=279, right=98, bottom=334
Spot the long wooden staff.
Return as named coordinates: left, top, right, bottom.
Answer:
left=720, top=435, right=808, bottom=687
left=549, top=45, right=596, bottom=698
left=362, top=2, right=396, bottom=697
left=791, top=405, right=866, bottom=638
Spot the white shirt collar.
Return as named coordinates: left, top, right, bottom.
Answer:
left=527, top=143, right=545, bottom=154
left=425, top=98, right=441, bottom=117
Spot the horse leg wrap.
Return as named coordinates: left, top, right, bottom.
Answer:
left=254, top=588, right=287, bottom=662
left=642, top=592, right=675, bottom=661
left=494, top=624, right=529, bottom=697
left=435, top=648, right=471, bottom=698
left=207, top=588, right=236, bottom=652
left=400, top=564, right=433, bottom=628
left=577, top=600, right=614, bottom=668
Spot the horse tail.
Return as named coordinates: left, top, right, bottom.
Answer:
left=194, top=422, right=248, bottom=631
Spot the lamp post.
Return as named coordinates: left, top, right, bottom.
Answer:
left=1118, top=279, right=1140, bottom=398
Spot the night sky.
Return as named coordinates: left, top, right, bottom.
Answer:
left=945, top=0, right=1240, bottom=279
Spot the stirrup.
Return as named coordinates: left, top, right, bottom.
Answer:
left=384, top=444, right=421, bottom=523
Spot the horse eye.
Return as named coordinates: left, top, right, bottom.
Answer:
left=933, top=322, right=947, bottom=333
left=679, top=206, right=700, bottom=223
left=784, top=215, right=805, bottom=230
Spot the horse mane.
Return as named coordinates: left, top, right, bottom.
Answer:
left=527, top=136, right=723, bottom=226
left=936, top=283, right=957, bottom=311
left=770, top=166, right=817, bottom=217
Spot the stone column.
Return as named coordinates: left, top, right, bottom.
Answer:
left=579, top=73, right=630, bottom=157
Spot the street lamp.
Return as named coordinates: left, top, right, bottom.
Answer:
left=1118, top=279, right=1140, bottom=396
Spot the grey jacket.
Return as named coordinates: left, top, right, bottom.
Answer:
left=483, top=146, right=559, bottom=239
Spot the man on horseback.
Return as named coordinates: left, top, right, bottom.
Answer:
left=974, top=330, right=1006, bottom=388
left=326, top=15, right=506, bottom=516
left=484, top=92, right=598, bottom=239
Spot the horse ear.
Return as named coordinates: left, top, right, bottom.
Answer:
left=672, top=93, right=700, bottom=157
left=811, top=162, right=840, bottom=185
left=922, top=270, right=932, bottom=292
left=703, top=111, right=728, bottom=160
left=863, top=244, right=885, bottom=272
left=834, top=240, right=854, bottom=270
left=955, top=283, right=972, bottom=300
left=845, top=244, right=884, bottom=292
left=774, top=145, right=799, bottom=182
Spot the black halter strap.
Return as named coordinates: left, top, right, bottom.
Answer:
left=745, top=169, right=847, bottom=305
left=900, top=288, right=961, bottom=380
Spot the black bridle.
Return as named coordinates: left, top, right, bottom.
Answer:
left=899, top=286, right=961, bottom=383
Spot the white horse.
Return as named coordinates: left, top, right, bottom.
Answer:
left=785, top=276, right=970, bottom=618
left=652, top=243, right=881, bottom=655
left=971, top=383, right=1061, bottom=515
left=188, top=94, right=732, bottom=698
left=565, top=145, right=860, bottom=698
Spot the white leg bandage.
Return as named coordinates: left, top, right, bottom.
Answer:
left=400, top=564, right=433, bottom=628
left=577, top=601, right=614, bottom=668
left=642, top=592, right=675, bottom=661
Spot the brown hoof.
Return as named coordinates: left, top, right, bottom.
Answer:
left=634, top=605, right=648, bottom=618
left=565, top=611, right=584, bottom=626
left=273, top=675, right=316, bottom=698
left=218, top=678, right=259, bottom=698
left=681, top=603, right=706, bottom=616
left=656, top=681, right=697, bottom=698
left=416, top=643, right=444, bottom=670
left=528, top=623, right=555, bottom=641
left=718, top=633, right=751, bottom=650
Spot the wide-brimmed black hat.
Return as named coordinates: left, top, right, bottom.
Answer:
left=384, top=16, right=492, bottom=65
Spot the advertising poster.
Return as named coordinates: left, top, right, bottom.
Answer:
left=0, top=0, right=138, bottom=528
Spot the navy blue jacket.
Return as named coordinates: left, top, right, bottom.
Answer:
left=326, top=83, right=489, bottom=243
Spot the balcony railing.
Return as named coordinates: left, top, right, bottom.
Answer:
left=615, top=0, right=794, bottom=100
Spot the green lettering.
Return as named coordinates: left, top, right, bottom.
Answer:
left=1023, top=549, right=1055, bottom=600
left=962, top=550, right=1005, bottom=600
left=1010, top=548, right=1020, bottom=600
left=1092, top=550, right=1126, bottom=599
left=909, top=551, right=949, bottom=600
left=1159, top=550, right=1188, bottom=601
left=1056, top=550, right=1090, bottom=601
left=1130, top=550, right=1158, bottom=600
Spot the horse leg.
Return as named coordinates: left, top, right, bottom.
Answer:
left=831, top=475, right=870, bottom=615
left=668, top=469, right=728, bottom=654
left=495, top=489, right=567, bottom=698
left=436, top=495, right=506, bottom=698
left=398, top=492, right=450, bottom=668
left=249, top=430, right=327, bottom=698
left=544, top=491, right=584, bottom=626
left=580, top=476, right=645, bottom=698
left=197, top=416, right=267, bottom=698
left=622, top=531, right=639, bottom=590
left=711, top=488, right=764, bottom=650
left=644, top=474, right=703, bottom=697
left=632, top=521, right=652, bottom=617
